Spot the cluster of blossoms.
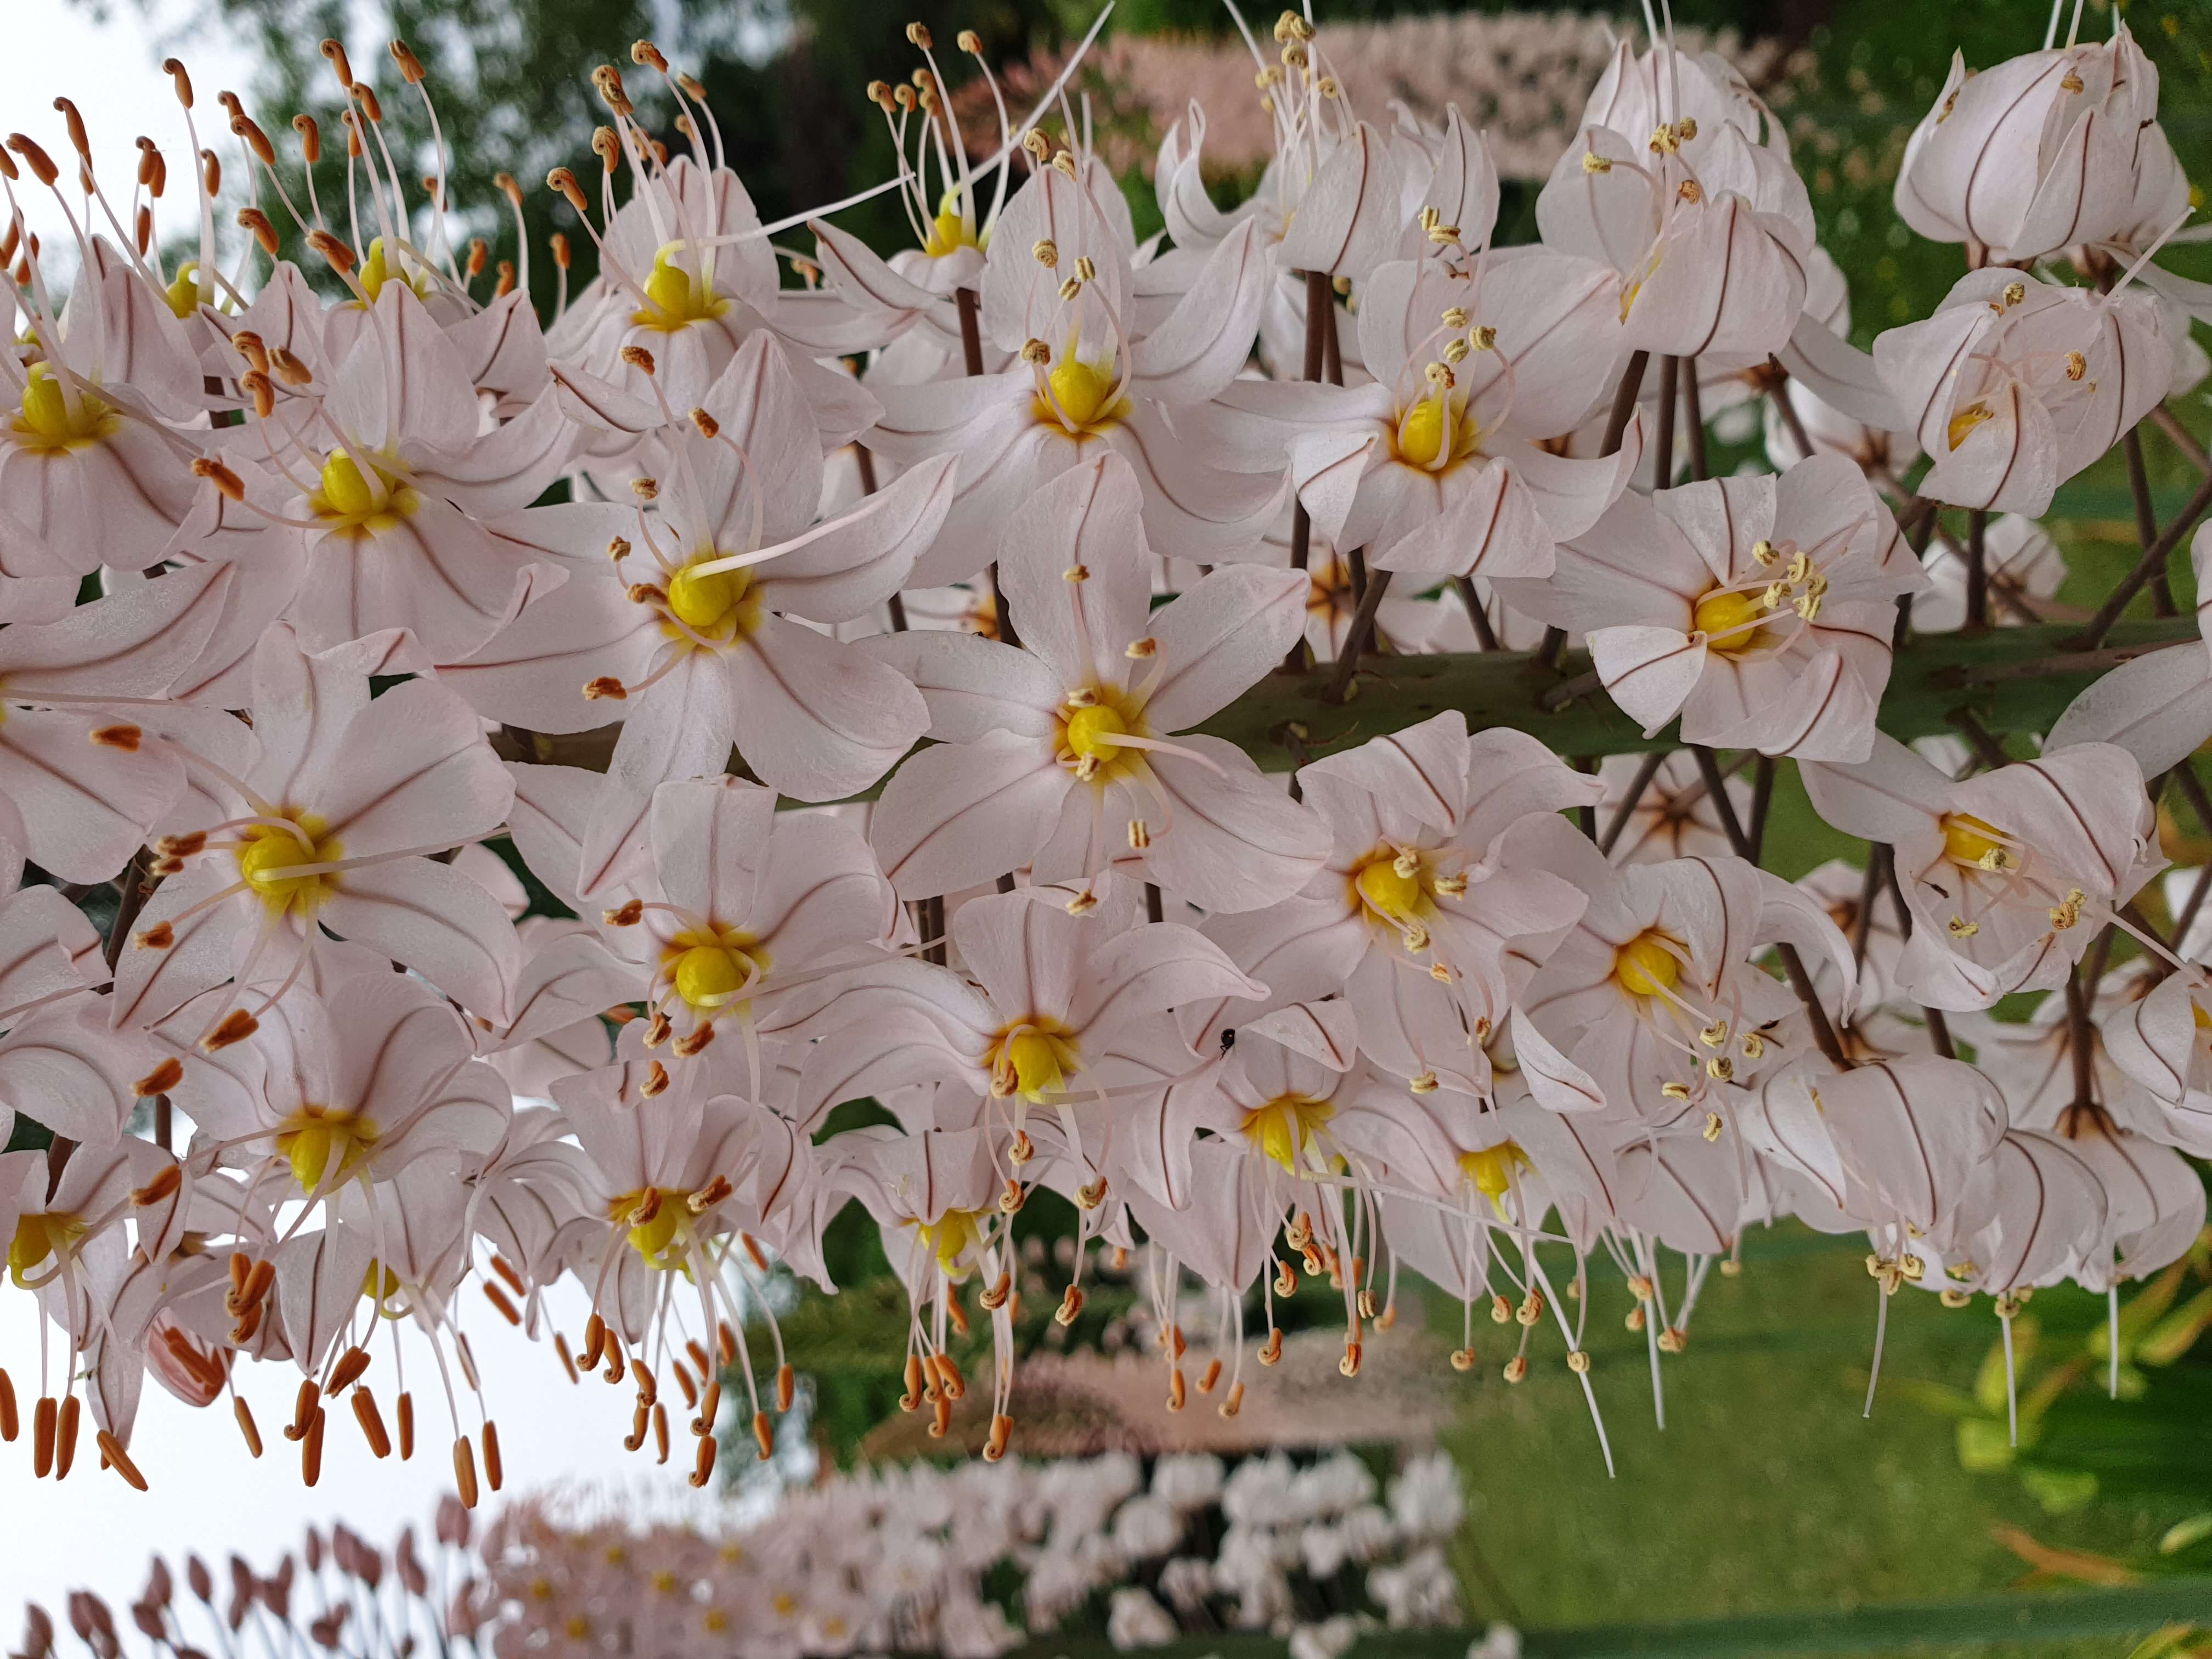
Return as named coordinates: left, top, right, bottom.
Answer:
left=489, top=1450, right=1468, bottom=1659
left=27, top=1452, right=1480, bottom=1659
left=5, top=0, right=2212, bottom=1506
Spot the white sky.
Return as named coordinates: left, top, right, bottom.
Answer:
left=0, top=2, right=260, bottom=259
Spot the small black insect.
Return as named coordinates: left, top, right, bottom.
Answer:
left=1218, top=1028, right=1237, bottom=1053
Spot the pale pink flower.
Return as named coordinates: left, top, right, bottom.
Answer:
left=1874, top=268, right=2170, bottom=517
left=115, top=625, right=521, bottom=1028
left=2047, top=522, right=2212, bottom=777
left=551, top=154, right=883, bottom=446
left=438, top=334, right=946, bottom=857
left=1499, top=454, right=1924, bottom=761
left=1934, top=1129, right=2108, bottom=1301
left=153, top=971, right=511, bottom=1198
left=0, top=563, right=233, bottom=882
left=789, top=890, right=1260, bottom=1150
left=0, top=880, right=162, bottom=1151
left=507, top=770, right=899, bottom=1051
left=1741, top=1054, right=2005, bottom=1257
left=1918, top=514, right=2064, bottom=633
left=1519, top=836, right=1855, bottom=1128
left=1895, top=21, right=2167, bottom=263
left=1535, top=43, right=1810, bottom=362
left=866, top=161, right=1282, bottom=586
left=1802, top=735, right=2160, bottom=1010
left=2098, top=969, right=2212, bottom=1156
left=868, top=455, right=1329, bottom=912
left=0, top=239, right=202, bottom=577
left=1192, top=712, right=1600, bottom=1098
left=1596, top=752, right=1748, bottom=865
left=217, top=281, right=583, bottom=662
left=1205, top=249, right=1640, bottom=581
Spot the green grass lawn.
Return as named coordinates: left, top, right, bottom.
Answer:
left=1435, top=1224, right=2203, bottom=1655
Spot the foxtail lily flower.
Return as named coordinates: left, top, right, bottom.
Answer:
left=1802, top=735, right=2160, bottom=1011
left=868, top=455, right=1329, bottom=912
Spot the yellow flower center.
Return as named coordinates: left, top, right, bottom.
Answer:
left=990, top=1022, right=1079, bottom=1103
left=1395, top=387, right=1479, bottom=468
left=1035, top=356, right=1125, bottom=431
left=14, top=365, right=115, bottom=449
left=357, top=237, right=433, bottom=304
left=1059, top=690, right=1148, bottom=783
left=923, top=191, right=978, bottom=258
left=8, top=1211, right=84, bottom=1288
left=633, top=246, right=728, bottom=331
left=1613, top=932, right=1681, bottom=998
left=667, top=935, right=769, bottom=1014
left=1006, top=1031, right=1066, bottom=1098
left=2195, top=1001, right=2212, bottom=1033
left=362, top=1260, right=403, bottom=1307
left=1064, top=703, right=1127, bottom=759
left=664, top=561, right=755, bottom=636
left=236, top=817, right=343, bottom=916
left=1947, top=400, right=1993, bottom=450
left=910, top=1207, right=987, bottom=1279
left=612, top=1187, right=689, bottom=1267
left=1353, top=854, right=1425, bottom=924
left=276, top=1105, right=379, bottom=1192
left=165, top=262, right=204, bottom=319
left=1941, top=812, right=2016, bottom=873
left=312, top=452, right=415, bottom=531
left=1241, top=1095, right=1335, bottom=1174
left=1692, top=586, right=1774, bottom=657
left=1458, top=1141, right=1530, bottom=1216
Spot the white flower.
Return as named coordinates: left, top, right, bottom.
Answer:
left=1152, top=1452, right=1227, bottom=1510
left=1106, top=1588, right=1181, bottom=1651
left=1112, top=1494, right=1186, bottom=1561
left=1389, top=1453, right=1467, bottom=1543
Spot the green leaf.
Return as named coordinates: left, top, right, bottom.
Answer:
left=2018, top=1463, right=2100, bottom=1514
left=1889, top=1378, right=1982, bottom=1419
left=1958, top=1416, right=2020, bottom=1472
left=2138, top=1288, right=2212, bottom=1367
left=2160, top=1515, right=2212, bottom=1557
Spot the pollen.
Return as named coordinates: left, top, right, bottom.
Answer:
left=313, top=450, right=413, bottom=529
left=1458, top=1142, right=1527, bottom=1205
